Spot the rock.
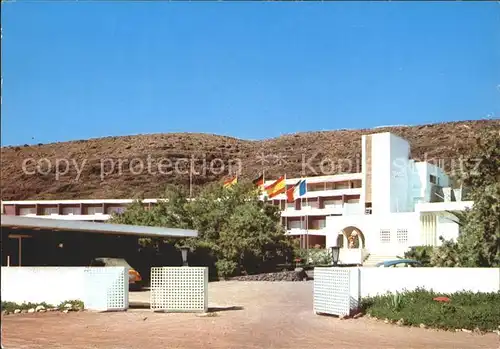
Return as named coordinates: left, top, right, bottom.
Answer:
left=39, top=309, right=46, bottom=313
left=353, top=312, right=363, bottom=319
left=27, top=308, right=35, bottom=313
left=14, top=309, right=21, bottom=314
left=419, top=323, right=427, bottom=329
left=229, top=271, right=307, bottom=282
left=473, top=328, right=482, bottom=334
left=396, top=318, right=404, bottom=326
left=63, top=309, right=69, bottom=314
left=461, top=329, right=472, bottom=333
left=21, top=309, right=27, bottom=314
left=35, top=305, right=45, bottom=312
left=455, top=329, right=461, bottom=332
left=384, top=319, right=390, bottom=324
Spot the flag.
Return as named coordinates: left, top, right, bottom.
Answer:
left=265, top=176, right=286, bottom=198
left=286, top=179, right=307, bottom=203
left=252, top=173, right=264, bottom=187
left=223, top=176, right=237, bottom=188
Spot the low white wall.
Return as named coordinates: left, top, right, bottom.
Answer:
left=1, top=267, right=128, bottom=310
left=359, top=267, right=500, bottom=298
left=1, top=267, right=85, bottom=305
left=339, top=249, right=364, bottom=265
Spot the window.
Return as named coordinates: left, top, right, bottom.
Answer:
left=429, top=175, right=438, bottom=185
left=379, top=229, right=391, bottom=243
left=62, top=207, right=81, bottom=215
left=288, top=220, right=302, bottom=230
left=324, top=199, right=342, bottom=208
left=107, top=206, right=125, bottom=214
left=86, top=206, right=103, bottom=215
left=334, top=182, right=350, bottom=190
left=302, top=200, right=319, bottom=209
left=42, top=207, right=59, bottom=215
left=19, top=207, right=36, bottom=215
left=397, top=229, right=408, bottom=243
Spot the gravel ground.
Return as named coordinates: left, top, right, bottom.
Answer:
left=2, top=281, right=498, bottom=349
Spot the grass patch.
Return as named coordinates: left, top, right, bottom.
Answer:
left=361, top=288, right=500, bottom=331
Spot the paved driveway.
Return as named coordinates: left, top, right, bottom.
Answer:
left=2, top=281, right=498, bottom=349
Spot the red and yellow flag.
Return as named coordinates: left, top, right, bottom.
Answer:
left=223, top=176, right=238, bottom=188
left=265, top=176, right=286, bottom=198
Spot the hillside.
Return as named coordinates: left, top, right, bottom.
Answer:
left=1, top=119, right=499, bottom=200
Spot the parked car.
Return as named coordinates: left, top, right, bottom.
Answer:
left=90, top=257, right=142, bottom=290
left=375, top=259, right=423, bottom=268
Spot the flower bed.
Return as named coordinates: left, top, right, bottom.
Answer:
left=361, top=289, right=500, bottom=332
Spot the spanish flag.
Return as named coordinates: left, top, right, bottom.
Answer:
left=265, top=176, right=286, bottom=198
left=223, top=176, right=238, bottom=188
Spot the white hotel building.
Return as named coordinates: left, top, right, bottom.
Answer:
left=1, top=132, right=472, bottom=265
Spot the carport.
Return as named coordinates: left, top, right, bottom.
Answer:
left=1, top=216, right=198, bottom=267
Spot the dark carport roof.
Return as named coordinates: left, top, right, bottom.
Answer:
left=1, top=216, right=197, bottom=238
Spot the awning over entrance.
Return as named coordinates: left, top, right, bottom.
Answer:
left=1, top=216, right=198, bottom=238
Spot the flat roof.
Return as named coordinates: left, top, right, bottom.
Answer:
left=1, top=215, right=198, bottom=238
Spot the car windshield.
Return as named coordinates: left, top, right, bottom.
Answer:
left=92, top=258, right=132, bottom=269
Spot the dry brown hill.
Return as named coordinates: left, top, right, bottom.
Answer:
left=1, top=119, right=499, bottom=200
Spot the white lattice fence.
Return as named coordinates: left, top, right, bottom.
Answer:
left=83, top=267, right=129, bottom=311
left=150, top=267, right=208, bottom=313
left=313, top=267, right=359, bottom=317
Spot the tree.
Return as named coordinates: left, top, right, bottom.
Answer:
left=432, top=129, right=500, bottom=267
left=110, top=180, right=293, bottom=277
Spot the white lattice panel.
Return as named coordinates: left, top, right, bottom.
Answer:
left=313, top=267, right=351, bottom=316
left=83, top=267, right=129, bottom=311
left=150, top=267, right=208, bottom=313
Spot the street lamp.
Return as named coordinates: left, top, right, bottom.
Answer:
left=180, top=246, right=190, bottom=267
left=331, top=246, right=340, bottom=266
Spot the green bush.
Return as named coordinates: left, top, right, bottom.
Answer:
left=1, top=301, right=54, bottom=312
left=2, top=299, right=84, bottom=312
left=215, top=259, right=238, bottom=278
left=295, top=248, right=332, bottom=266
left=404, top=246, right=435, bottom=266
left=361, top=289, right=500, bottom=331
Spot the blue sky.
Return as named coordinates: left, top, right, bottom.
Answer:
left=2, top=2, right=499, bottom=146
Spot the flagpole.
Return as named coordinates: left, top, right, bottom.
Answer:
left=300, top=197, right=304, bottom=249
left=305, top=178, right=309, bottom=262
left=189, top=157, right=193, bottom=199
left=284, top=173, right=287, bottom=234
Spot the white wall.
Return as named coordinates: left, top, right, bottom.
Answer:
left=370, top=133, right=392, bottom=215
left=389, top=134, right=411, bottom=213
left=436, top=215, right=460, bottom=242
left=357, top=267, right=500, bottom=298
left=1, top=267, right=128, bottom=311
left=326, top=212, right=420, bottom=255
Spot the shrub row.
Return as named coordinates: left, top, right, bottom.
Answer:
left=2, top=299, right=84, bottom=313
left=361, top=288, right=500, bottom=331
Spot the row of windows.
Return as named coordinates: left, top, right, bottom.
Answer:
left=380, top=229, right=408, bottom=244
left=17, top=206, right=125, bottom=216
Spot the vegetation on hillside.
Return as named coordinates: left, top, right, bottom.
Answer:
left=2, top=120, right=498, bottom=200
left=431, top=129, right=500, bottom=267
